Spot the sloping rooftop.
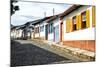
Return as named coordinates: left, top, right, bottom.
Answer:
left=59, top=5, right=82, bottom=18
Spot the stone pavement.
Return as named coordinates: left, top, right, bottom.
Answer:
left=29, top=39, right=95, bottom=61
left=16, top=39, right=95, bottom=62
left=11, top=40, right=77, bottom=67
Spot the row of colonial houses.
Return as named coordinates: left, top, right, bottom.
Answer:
left=11, top=5, right=96, bottom=52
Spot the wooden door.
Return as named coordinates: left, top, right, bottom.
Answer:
left=60, top=22, right=63, bottom=42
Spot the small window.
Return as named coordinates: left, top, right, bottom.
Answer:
left=51, top=23, right=53, bottom=33
left=40, top=25, right=44, bottom=32
left=42, top=25, right=44, bottom=31
left=37, top=27, right=39, bottom=33
left=40, top=26, right=42, bottom=32
left=48, top=22, right=53, bottom=33
left=48, top=24, right=50, bottom=33
left=35, top=27, right=39, bottom=33
left=82, top=11, right=86, bottom=29
left=35, top=28, right=36, bottom=33
left=73, top=16, right=77, bottom=31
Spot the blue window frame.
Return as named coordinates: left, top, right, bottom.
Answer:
left=48, top=22, right=53, bottom=33
left=40, top=25, right=44, bottom=32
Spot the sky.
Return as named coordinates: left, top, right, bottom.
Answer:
left=11, top=1, right=72, bottom=26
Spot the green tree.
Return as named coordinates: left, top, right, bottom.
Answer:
left=11, top=0, right=19, bottom=15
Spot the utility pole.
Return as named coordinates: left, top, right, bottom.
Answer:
left=44, top=12, right=46, bottom=17
left=53, top=8, right=55, bottom=16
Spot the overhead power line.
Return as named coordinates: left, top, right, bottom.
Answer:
left=13, top=0, right=68, bottom=4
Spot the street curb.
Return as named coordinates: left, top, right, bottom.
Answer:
left=31, top=39, right=95, bottom=61
left=51, top=44, right=95, bottom=61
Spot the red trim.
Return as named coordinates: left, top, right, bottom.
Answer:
left=63, top=40, right=95, bottom=52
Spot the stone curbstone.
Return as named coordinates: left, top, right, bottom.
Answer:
left=31, top=39, right=95, bottom=61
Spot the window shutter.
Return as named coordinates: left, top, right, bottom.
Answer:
left=92, top=6, right=96, bottom=27
left=86, top=10, right=90, bottom=28
left=78, top=14, right=82, bottom=29
left=66, top=19, right=70, bottom=32
left=76, top=15, right=79, bottom=30
left=69, top=18, right=73, bottom=32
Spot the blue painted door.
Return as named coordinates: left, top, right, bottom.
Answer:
left=45, top=25, right=48, bottom=40
left=54, top=25, right=59, bottom=43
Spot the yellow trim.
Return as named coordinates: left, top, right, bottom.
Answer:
left=76, top=15, right=79, bottom=30
left=78, top=14, right=82, bottom=29
left=66, top=19, right=69, bottom=32
left=69, top=18, right=73, bottom=32
left=66, top=19, right=72, bottom=32
left=92, top=6, right=96, bottom=27
left=86, top=10, right=90, bottom=28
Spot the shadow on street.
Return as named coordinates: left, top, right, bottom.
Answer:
left=11, top=40, right=71, bottom=67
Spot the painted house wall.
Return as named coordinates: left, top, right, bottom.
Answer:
left=11, top=29, right=17, bottom=39
left=63, top=6, right=95, bottom=41
left=12, top=29, right=18, bottom=39
left=47, top=21, right=54, bottom=42
left=62, top=6, right=95, bottom=52
left=48, top=33, right=53, bottom=41
left=17, top=29, right=23, bottom=38
left=39, top=22, right=45, bottom=39
left=34, top=24, right=40, bottom=38
left=53, top=18, right=61, bottom=43
left=31, top=31, right=34, bottom=39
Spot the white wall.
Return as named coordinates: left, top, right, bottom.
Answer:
left=11, top=30, right=15, bottom=38
left=11, top=29, right=17, bottom=38
left=40, top=22, right=45, bottom=38
left=35, top=33, right=39, bottom=38
left=48, top=33, right=53, bottom=41
left=34, top=24, right=40, bottom=38
left=63, top=6, right=95, bottom=40
left=53, top=18, right=61, bottom=42
left=63, top=27, right=95, bottom=40
left=31, top=32, right=34, bottom=39
left=17, top=29, right=23, bottom=38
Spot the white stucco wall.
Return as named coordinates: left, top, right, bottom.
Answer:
left=35, top=33, right=39, bottom=38
left=11, top=30, right=17, bottom=38
left=40, top=22, right=45, bottom=38
left=17, top=29, right=23, bottom=38
left=11, top=30, right=15, bottom=38
left=53, top=18, right=61, bottom=42
left=34, top=24, right=40, bottom=38
left=31, top=31, right=34, bottom=39
left=63, top=6, right=95, bottom=40
left=47, top=18, right=61, bottom=42
left=48, top=33, right=53, bottom=41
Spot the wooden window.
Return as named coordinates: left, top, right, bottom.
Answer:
left=66, top=19, right=73, bottom=32
left=82, top=11, right=86, bottom=29
left=35, top=27, right=39, bottom=33
left=66, top=19, right=70, bottom=33
left=51, top=23, right=53, bottom=33
left=35, top=28, right=36, bottom=33
left=37, top=27, right=39, bottom=33
left=73, top=16, right=77, bottom=31
left=36, top=28, right=38, bottom=33
left=40, top=26, right=44, bottom=32
left=48, top=24, right=50, bottom=33
left=92, top=6, right=96, bottom=27
left=42, top=26, right=44, bottom=31
left=86, top=10, right=90, bottom=28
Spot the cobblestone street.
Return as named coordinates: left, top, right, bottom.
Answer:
left=11, top=40, right=75, bottom=67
